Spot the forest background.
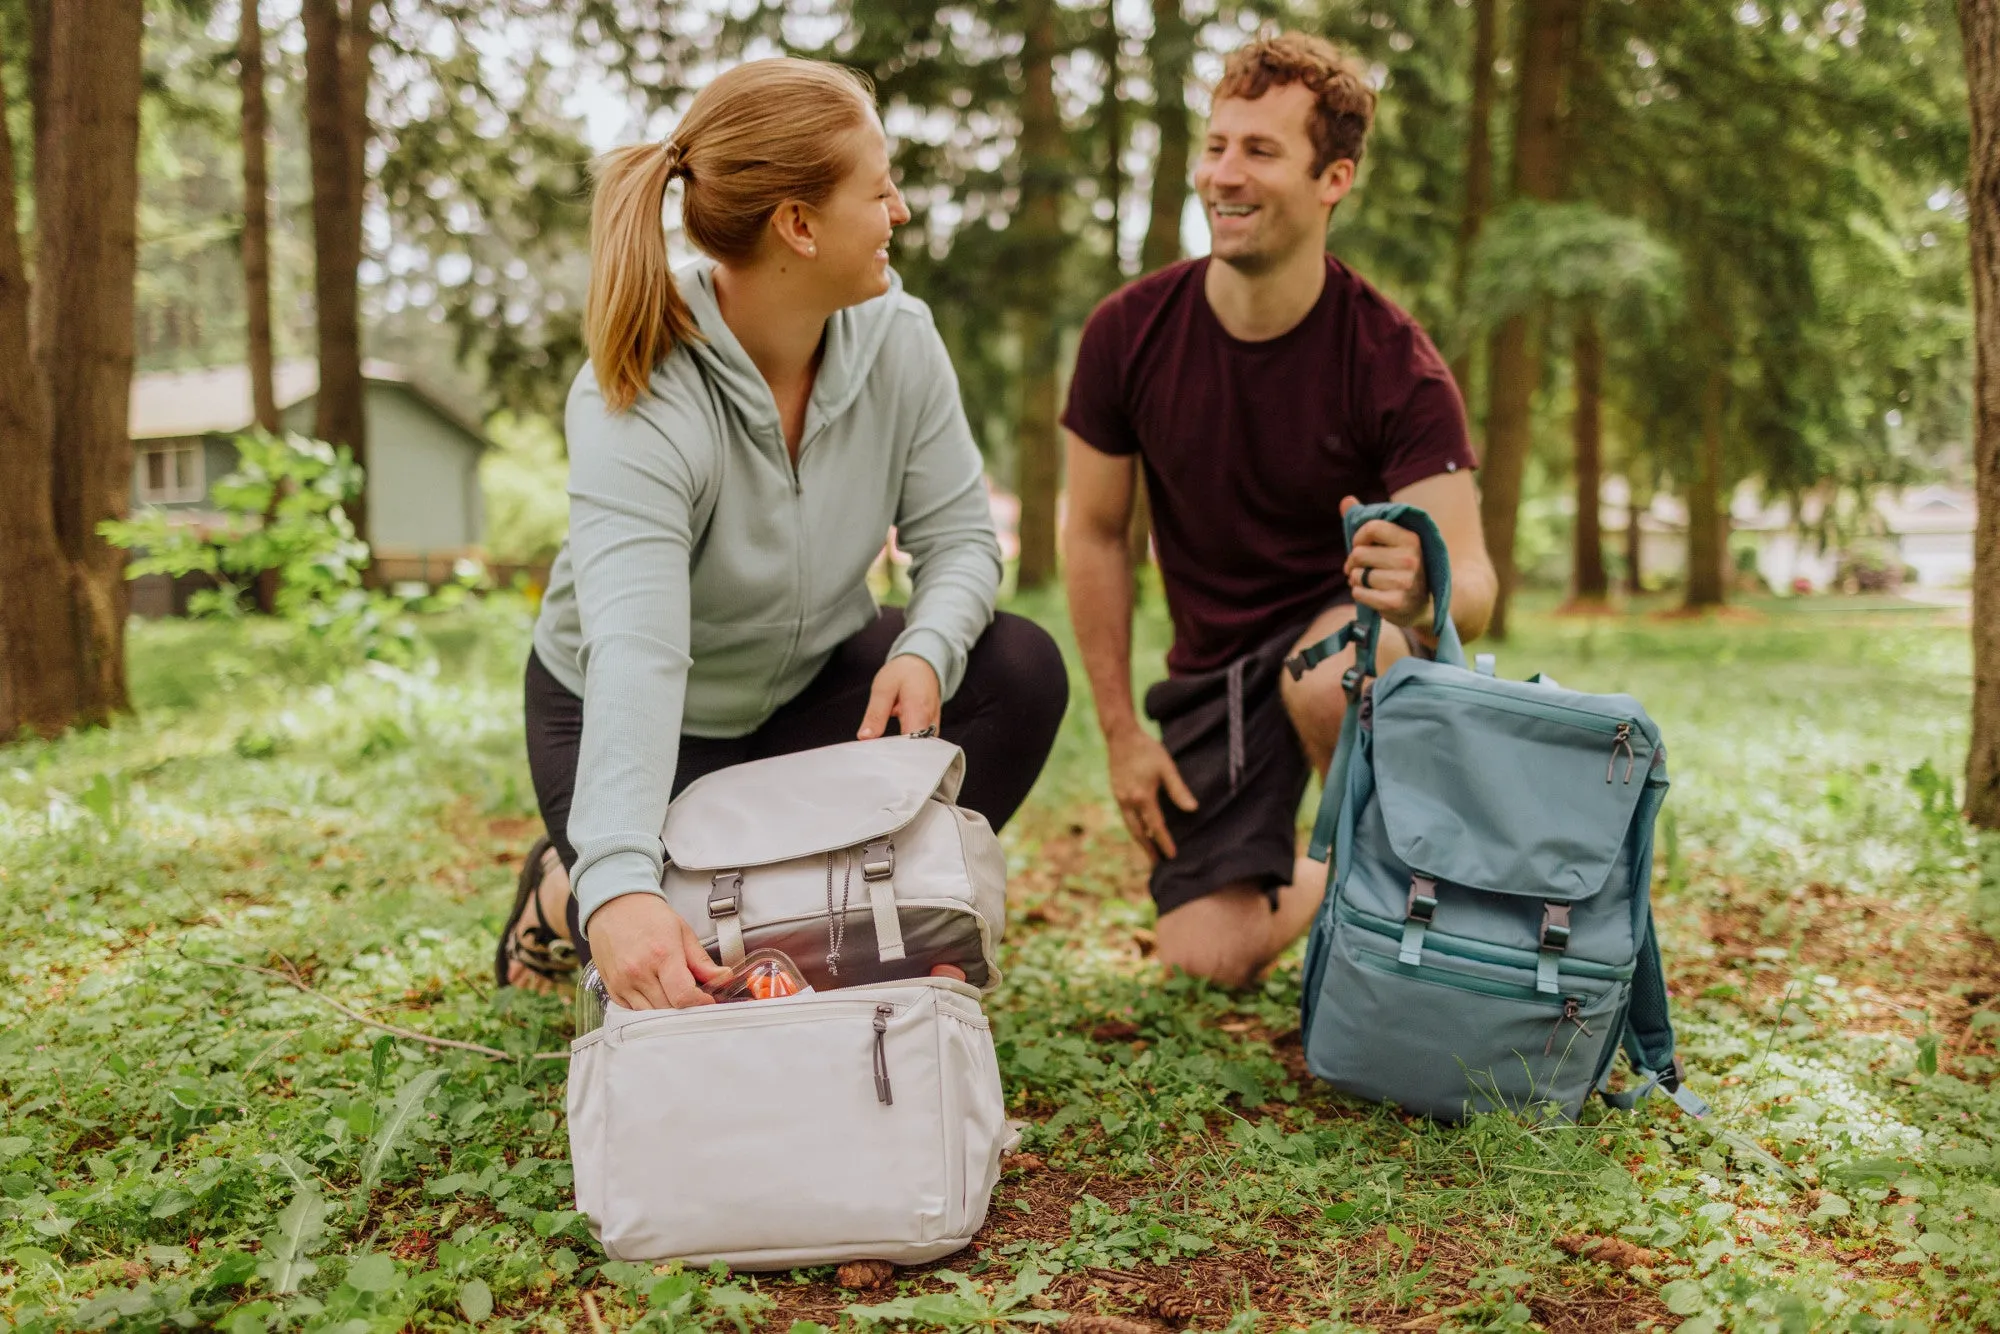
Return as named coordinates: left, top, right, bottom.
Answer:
left=0, top=0, right=1995, bottom=809
left=3, top=2, right=2000, bottom=1331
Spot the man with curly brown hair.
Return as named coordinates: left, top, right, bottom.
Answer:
left=1063, top=32, right=1498, bottom=987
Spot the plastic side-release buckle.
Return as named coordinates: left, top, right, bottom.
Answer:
left=1536, top=902, right=1571, bottom=995
left=861, top=839, right=905, bottom=962
left=708, top=870, right=743, bottom=918
left=1399, top=876, right=1437, bottom=965
left=709, top=870, right=746, bottom=964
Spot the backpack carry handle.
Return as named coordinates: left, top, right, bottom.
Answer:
left=1285, top=502, right=1468, bottom=691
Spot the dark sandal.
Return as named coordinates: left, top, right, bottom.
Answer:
left=495, top=835, right=578, bottom=989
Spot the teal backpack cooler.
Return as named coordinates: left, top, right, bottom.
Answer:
left=1292, top=503, right=1709, bottom=1123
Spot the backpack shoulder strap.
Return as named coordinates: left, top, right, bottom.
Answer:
left=1294, top=502, right=1464, bottom=864
left=1599, top=907, right=1710, bottom=1116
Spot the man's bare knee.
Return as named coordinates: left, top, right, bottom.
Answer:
left=1154, top=885, right=1277, bottom=990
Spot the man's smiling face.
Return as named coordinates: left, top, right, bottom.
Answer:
left=1194, top=82, right=1355, bottom=276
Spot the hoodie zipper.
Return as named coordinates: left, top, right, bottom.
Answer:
left=767, top=417, right=830, bottom=717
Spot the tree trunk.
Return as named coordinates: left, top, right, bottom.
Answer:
left=1477, top=0, right=1581, bottom=637
left=27, top=0, right=144, bottom=724
left=1012, top=0, right=1063, bottom=591
left=241, top=0, right=279, bottom=434
left=303, top=0, right=372, bottom=545
left=1963, top=0, right=2000, bottom=828
left=0, top=33, right=83, bottom=740
left=1684, top=362, right=1729, bottom=608
left=1480, top=318, right=1533, bottom=636
left=1570, top=305, right=1607, bottom=602
left=1141, top=0, right=1192, bottom=273
left=1100, top=0, right=1125, bottom=280
left=1449, top=0, right=1498, bottom=395
left=240, top=0, right=285, bottom=615
left=1624, top=463, right=1646, bottom=595
left=27, top=0, right=50, bottom=221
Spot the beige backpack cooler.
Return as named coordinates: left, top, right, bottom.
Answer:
left=567, top=737, right=1016, bottom=1268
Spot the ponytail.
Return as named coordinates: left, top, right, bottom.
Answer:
left=584, top=59, right=877, bottom=413
left=585, top=141, right=699, bottom=413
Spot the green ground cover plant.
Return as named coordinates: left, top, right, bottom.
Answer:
left=1, top=593, right=1994, bottom=1332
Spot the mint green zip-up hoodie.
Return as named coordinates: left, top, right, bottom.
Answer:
left=532, top=261, right=1002, bottom=931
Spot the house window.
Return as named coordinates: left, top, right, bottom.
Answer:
left=136, top=443, right=203, bottom=504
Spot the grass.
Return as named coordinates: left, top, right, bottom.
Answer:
left=1, top=590, right=1996, bottom=1333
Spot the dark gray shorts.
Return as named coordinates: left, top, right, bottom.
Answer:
left=1141, top=602, right=1431, bottom=916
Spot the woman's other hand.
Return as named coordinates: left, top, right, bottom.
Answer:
left=587, top=894, right=730, bottom=1009
left=858, top=654, right=941, bottom=739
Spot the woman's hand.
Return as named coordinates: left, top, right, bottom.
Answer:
left=587, top=893, right=730, bottom=1009
left=858, top=654, right=941, bottom=739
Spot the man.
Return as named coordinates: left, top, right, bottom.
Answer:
left=1062, top=32, right=1498, bottom=988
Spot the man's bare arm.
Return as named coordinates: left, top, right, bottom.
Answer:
left=1062, top=431, right=1142, bottom=740
left=1062, top=430, right=1196, bottom=859
left=1391, top=470, right=1497, bottom=644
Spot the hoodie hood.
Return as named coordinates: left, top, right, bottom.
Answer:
left=675, top=257, right=909, bottom=435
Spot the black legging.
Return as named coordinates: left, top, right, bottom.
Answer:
left=524, top=608, right=1069, bottom=963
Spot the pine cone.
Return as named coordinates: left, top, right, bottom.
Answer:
left=1555, top=1234, right=1660, bottom=1270
left=1146, top=1290, right=1201, bottom=1323
left=837, top=1259, right=897, bottom=1290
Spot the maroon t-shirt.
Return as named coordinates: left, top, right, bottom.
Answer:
left=1063, top=256, right=1477, bottom=676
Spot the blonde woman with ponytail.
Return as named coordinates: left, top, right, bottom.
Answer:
left=497, top=59, right=1068, bottom=1009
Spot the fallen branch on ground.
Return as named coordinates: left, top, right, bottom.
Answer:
left=194, top=954, right=569, bottom=1062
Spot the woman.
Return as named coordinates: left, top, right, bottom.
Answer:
left=499, top=58, right=1068, bottom=1011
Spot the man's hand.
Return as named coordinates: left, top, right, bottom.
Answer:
left=587, top=893, right=730, bottom=1010
left=1106, top=725, right=1198, bottom=862
left=859, top=654, right=942, bottom=739
left=1341, top=495, right=1430, bottom=629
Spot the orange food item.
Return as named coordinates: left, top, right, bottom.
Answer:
left=744, top=965, right=800, bottom=1000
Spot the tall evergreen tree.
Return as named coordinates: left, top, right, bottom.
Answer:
left=302, top=0, right=372, bottom=544
left=1965, top=0, right=2000, bottom=828
left=1450, top=0, right=1499, bottom=397
left=0, top=19, right=80, bottom=739
left=1013, top=0, right=1063, bottom=589
left=27, top=0, right=145, bottom=722
left=239, top=0, right=278, bottom=434
left=1140, top=0, right=1193, bottom=274
left=1478, top=0, right=1581, bottom=636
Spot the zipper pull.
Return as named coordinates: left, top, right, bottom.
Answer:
left=872, top=1004, right=894, bottom=1105
left=1607, top=722, right=1636, bottom=784
left=1544, top=996, right=1595, bottom=1055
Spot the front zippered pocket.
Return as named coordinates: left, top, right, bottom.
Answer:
left=1395, top=676, right=1655, bottom=783
left=1349, top=940, right=1600, bottom=1006
left=1337, top=902, right=1634, bottom=983
left=1304, top=922, right=1625, bottom=1122
left=1395, top=673, right=1651, bottom=742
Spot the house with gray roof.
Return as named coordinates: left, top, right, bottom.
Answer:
left=128, top=359, right=491, bottom=611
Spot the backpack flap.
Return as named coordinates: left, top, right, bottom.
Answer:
left=664, top=736, right=966, bottom=870
left=1369, top=661, right=1660, bottom=905
left=661, top=737, right=990, bottom=978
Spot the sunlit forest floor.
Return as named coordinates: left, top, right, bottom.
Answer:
left=2, top=590, right=1996, bottom=1333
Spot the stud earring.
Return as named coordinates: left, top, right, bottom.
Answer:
left=807, top=245, right=817, bottom=256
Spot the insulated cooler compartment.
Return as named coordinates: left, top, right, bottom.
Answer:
left=568, top=979, right=1008, bottom=1268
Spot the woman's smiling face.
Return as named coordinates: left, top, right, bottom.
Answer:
left=808, top=117, right=911, bottom=306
